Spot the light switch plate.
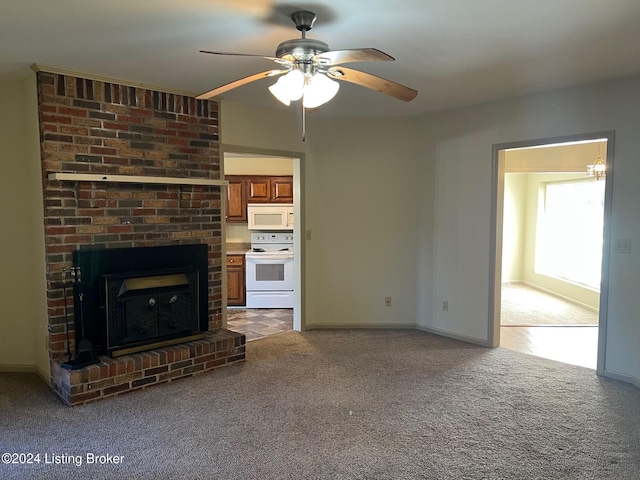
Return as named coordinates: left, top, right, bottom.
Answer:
left=615, top=238, right=632, bottom=254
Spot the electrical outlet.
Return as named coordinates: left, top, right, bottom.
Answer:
left=442, top=300, right=449, bottom=311
left=615, top=238, right=632, bottom=254
left=385, top=296, right=392, bottom=307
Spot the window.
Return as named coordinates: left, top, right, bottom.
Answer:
left=535, top=179, right=605, bottom=289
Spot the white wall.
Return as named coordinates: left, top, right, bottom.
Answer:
left=419, top=75, right=640, bottom=383
left=221, top=101, right=307, bottom=154
left=0, top=76, right=49, bottom=378
left=302, top=117, right=423, bottom=328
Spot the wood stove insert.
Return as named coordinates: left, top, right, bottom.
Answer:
left=102, top=267, right=202, bottom=357
left=70, top=244, right=209, bottom=360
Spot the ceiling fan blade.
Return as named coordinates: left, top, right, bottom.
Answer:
left=200, top=50, right=280, bottom=62
left=315, top=48, right=394, bottom=66
left=327, top=67, right=418, bottom=102
left=200, top=50, right=293, bottom=68
left=196, top=69, right=288, bottom=100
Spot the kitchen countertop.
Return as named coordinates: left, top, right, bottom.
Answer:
left=226, top=243, right=250, bottom=255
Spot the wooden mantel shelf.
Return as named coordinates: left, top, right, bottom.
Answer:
left=48, top=172, right=228, bottom=187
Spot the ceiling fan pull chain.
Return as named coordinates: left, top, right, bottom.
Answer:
left=301, top=102, right=306, bottom=142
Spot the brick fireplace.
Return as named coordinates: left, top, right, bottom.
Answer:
left=36, top=70, right=245, bottom=405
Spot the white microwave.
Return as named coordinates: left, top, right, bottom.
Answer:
left=247, top=204, right=294, bottom=231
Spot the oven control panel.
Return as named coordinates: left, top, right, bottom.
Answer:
left=251, top=233, right=294, bottom=243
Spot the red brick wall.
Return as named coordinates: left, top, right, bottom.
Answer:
left=36, top=71, right=223, bottom=367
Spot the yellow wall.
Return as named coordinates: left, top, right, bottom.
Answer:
left=224, top=155, right=294, bottom=176
left=0, top=76, right=49, bottom=379
left=505, top=141, right=607, bottom=172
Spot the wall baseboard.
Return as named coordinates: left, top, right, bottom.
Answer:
left=0, top=364, right=36, bottom=373
left=602, top=368, right=640, bottom=389
left=305, top=323, right=416, bottom=330
left=0, top=364, right=49, bottom=385
left=306, top=323, right=494, bottom=348
left=521, top=281, right=599, bottom=313
left=416, top=325, right=493, bottom=348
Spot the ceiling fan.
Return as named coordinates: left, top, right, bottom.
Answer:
left=196, top=10, right=418, bottom=110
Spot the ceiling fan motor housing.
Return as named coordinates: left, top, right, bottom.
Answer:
left=276, top=38, right=330, bottom=63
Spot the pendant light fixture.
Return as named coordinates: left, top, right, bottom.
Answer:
left=587, top=143, right=606, bottom=180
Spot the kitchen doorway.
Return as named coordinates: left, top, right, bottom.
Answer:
left=221, top=146, right=305, bottom=340
left=489, top=132, right=615, bottom=375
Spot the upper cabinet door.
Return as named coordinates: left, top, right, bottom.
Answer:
left=226, top=178, right=246, bottom=222
left=246, top=177, right=271, bottom=202
left=271, top=177, right=294, bottom=203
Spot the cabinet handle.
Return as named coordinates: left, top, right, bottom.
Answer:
left=229, top=259, right=234, bottom=263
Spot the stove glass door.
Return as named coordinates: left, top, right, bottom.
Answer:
left=246, top=254, right=294, bottom=291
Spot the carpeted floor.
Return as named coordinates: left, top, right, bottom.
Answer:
left=501, top=282, right=598, bottom=326
left=2, top=329, right=639, bottom=479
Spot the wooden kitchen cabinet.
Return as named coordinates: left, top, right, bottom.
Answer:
left=246, top=177, right=271, bottom=202
left=226, top=177, right=247, bottom=222
left=225, top=175, right=293, bottom=222
left=270, top=176, right=294, bottom=203
left=226, top=254, right=245, bottom=306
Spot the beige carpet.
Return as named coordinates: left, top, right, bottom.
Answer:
left=501, top=282, right=598, bottom=326
left=2, top=329, right=639, bottom=479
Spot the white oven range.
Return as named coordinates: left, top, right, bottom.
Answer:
left=245, top=232, right=294, bottom=308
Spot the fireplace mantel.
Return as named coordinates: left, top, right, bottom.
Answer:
left=48, top=172, right=228, bottom=187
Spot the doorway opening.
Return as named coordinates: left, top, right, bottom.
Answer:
left=221, top=147, right=304, bottom=341
left=490, top=133, right=614, bottom=374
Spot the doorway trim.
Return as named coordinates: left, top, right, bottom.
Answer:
left=489, top=131, right=615, bottom=376
left=220, top=143, right=305, bottom=332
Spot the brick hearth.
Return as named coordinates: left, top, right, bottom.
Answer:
left=52, top=330, right=245, bottom=406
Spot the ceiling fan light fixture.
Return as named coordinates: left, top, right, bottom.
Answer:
left=268, top=69, right=304, bottom=105
left=302, top=72, right=340, bottom=109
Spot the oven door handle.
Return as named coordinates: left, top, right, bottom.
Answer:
left=246, top=255, right=293, bottom=262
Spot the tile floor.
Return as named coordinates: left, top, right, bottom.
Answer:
left=226, top=308, right=293, bottom=341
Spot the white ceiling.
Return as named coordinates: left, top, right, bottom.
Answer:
left=3, top=0, right=640, bottom=118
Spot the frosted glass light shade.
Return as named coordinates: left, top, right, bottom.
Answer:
left=268, top=70, right=304, bottom=105
left=302, top=73, right=339, bottom=108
